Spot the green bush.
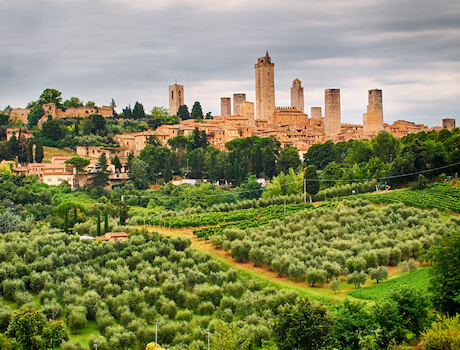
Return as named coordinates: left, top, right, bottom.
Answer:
left=423, top=315, right=460, bottom=350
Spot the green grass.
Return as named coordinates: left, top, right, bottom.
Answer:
left=67, top=321, right=99, bottom=346
left=360, top=181, right=460, bottom=214
left=43, top=146, right=74, bottom=163
left=1, top=298, right=18, bottom=310
left=348, top=267, right=431, bottom=301
left=52, top=189, right=98, bottom=205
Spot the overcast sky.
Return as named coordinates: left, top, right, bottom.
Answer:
left=1, top=0, right=459, bottom=126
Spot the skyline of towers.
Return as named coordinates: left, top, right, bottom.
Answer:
left=255, top=51, right=275, bottom=124
left=170, top=54, right=390, bottom=138
left=168, top=84, right=184, bottom=117
left=290, top=79, right=304, bottom=112
left=324, top=88, right=341, bottom=136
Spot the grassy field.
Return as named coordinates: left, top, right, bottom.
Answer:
left=43, top=146, right=74, bottom=163
left=360, top=181, right=460, bottom=214
left=348, top=267, right=431, bottom=301
left=67, top=321, right=99, bottom=346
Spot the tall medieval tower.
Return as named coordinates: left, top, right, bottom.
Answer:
left=363, top=89, right=383, bottom=134
left=324, top=88, right=341, bottom=137
left=255, top=52, right=275, bottom=124
left=291, top=79, right=304, bottom=112
left=169, top=84, right=184, bottom=116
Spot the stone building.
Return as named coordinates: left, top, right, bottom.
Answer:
left=274, top=107, right=308, bottom=127
left=233, top=93, right=246, bottom=116
left=221, top=97, right=231, bottom=116
left=169, top=84, right=184, bottom=116
left=255, top=51, right=275, bottom=124
left=239, top=102, right=255, bottom=126
left=363, top=89, right=384, bottom=135
left=290, top=79, right=304, bottom=112
left=7, top=103, right=113, bottom=125
left=324, top=89, right=341, bottom=137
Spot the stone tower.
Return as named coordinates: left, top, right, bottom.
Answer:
left=291, top=79, right=304, bottom=112
left=311, top=107, right=322, bottom=120
left=363, top=89, right=383, bottom=134
left=442, top=118, right=456, bottom=130
left=233, top=93, right=246, bottom=116
left=169, top=84, right=184, bottom=116
left=324, top=89, right=341, bottom=137
left=221, top=97, right=231, bottom=116
left=255, top=51, right=275, bottom=124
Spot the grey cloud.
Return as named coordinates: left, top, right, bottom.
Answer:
left=0, top=0, right=458, bottom=126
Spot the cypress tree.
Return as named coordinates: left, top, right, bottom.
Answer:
left=27, top=139, right=34, bottom=163
left=64, top=209, right=69, bottom=234
left=97, top=210, right=101, bottom=236
left=104, top=208, right=109, bottom=233
left=35, top=139, right=44, bottom=163
left=163, top=157, right=173, bottom=183
left=75, top=117, right=80, bottom=136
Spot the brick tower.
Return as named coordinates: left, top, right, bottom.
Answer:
left=324, top=88, right=341, bottom=137
left=291, top=79, right=304, bottom=112
left=363, top=89, right=383, bottom=134
left=255, top=51, right=275, bottom=124
left=169, top=84, right=184, bottom=116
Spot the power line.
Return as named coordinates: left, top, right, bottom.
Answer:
left=121, top=161, right=460, bottom=201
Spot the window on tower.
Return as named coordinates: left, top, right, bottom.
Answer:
left=171, top=91, right=174, bottom=99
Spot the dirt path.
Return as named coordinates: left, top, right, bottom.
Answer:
left=140, top=225, right=372, bottom=302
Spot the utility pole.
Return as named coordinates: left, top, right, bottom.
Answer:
left=206, top=329, right=211, bottom=350
left=154, top=320, right=159, bottom=350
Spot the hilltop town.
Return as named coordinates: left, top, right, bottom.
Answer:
left=0, top=52, right=456, bottom=189
left=1, top=55, right=460, bottom=350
